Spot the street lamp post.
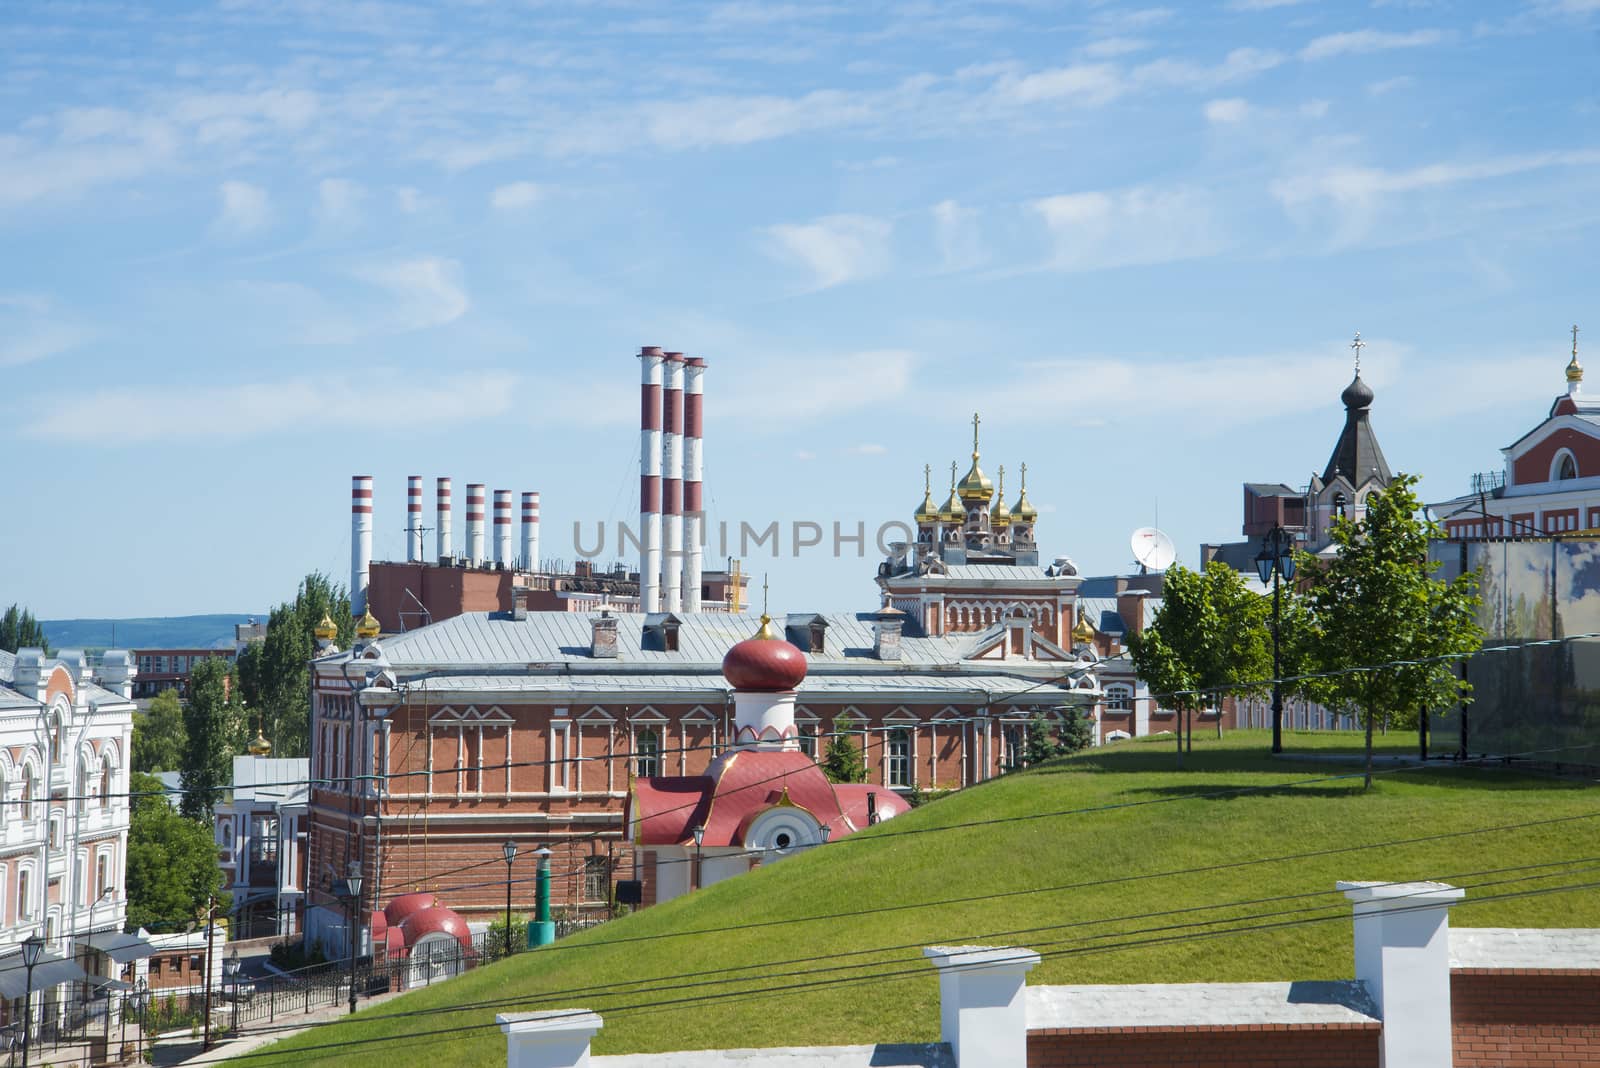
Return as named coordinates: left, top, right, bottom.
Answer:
left=20, top=932, right=43, bottom=1068
left=500, top=840, right=518, bottom=960
left=1255, top=525, right=1297, bottom=754
left=224, top=950, right=241, bottom=1036
left=133, top=979, right=149, bottom=1064
left=691, top=825, right=706, bottom=892
left=341, top=862, right=364, bottom=1016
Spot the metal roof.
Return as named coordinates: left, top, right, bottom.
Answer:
left=0, top=649, right=13, bottom=683
left=407, top=672, right=1084, bottom=701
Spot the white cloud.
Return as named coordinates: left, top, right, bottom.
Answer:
left=1300, top=99, right=1331, bottom=117
left=932, top=199, right=985, bottom=272
left=1368, top=76, right=1416, bottom=95
left=1300, top=29, right=1446, bottom=61
left=0, top=295, right=95, bottom=368
left=349, top=256, right=470, bottom=334
left=24, top=370, right=516, bottom=443
left=1081, top=37, right=1151, bottom=59
left=393, top=187, right=425, bottom=214
left=1003, top=63, right=1125, bottom=106
left=764, top=214, right=892, bottom=290
left=233, top=255, right=470, bottom=345
left=1228, top=0, right=1311, bottom=9
left=490, top=181, right=543, bottom=210
left=1031, top=186, right=1225, bottom=272
left=316, top=178, right=364, bottom=226
left=1205, top=97, right=1250, bottom=123
left=1132, top=47, right=1285, bottom=90
left=213, top=180, right=271, bottom=236
left=794, top=449, right=817, bottom=461
left=1272, top=149, right=1600, bottom=206
left=846, top=443, right=889, bottom=455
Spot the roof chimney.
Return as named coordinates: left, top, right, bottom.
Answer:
left=436, top=477, right=453, bottom=563
left=521, top=492, right=540, bottom=572
left=493, top=489, right=513, bottom=569
left=873, top=603, right=904, bottom=661
left=639, top=347, right=665, bottom=612
left=351, top=475, right=373, bottom=616
left=406, top=475, right=424, bottom=563
left=662, top=352, right=685, bottom=613
left=683, top=356, right=706, bottom=612
left=466, top=483, right=486, bottom=567
left=591, top=613, right=619, bottom=659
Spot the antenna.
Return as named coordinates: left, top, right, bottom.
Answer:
left=1130, top=527, right=1176, bottom=573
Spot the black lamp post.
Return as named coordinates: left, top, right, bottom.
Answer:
left=501, top=840, right=518, bottom=959
left=224, top=949, right=241, bottom=1035
left=340, top=862, right=363, bottom=1016
left=133, top=978, right=149, bottom=1064
left=20, top=932, right=43, bottom=1068
left=1255, top=525, right=1297, bottom=755
left=691, top=825, right=706, bottom=892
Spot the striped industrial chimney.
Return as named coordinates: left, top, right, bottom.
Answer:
left=436, top=477, right=453, bottom=563
left=351, top=475, right=373, bottom=616
left=466, top=483, right=486, bottom=567
left=521, top=492, right=540, bottom=571
left=493, top=489, right=513, bottom=568
left=406, top=475, right=424, bottom=562
left=662, top=352, right=685, bottom=613
left=683, top=356, right=706, bottom=612
left=640, top=346, right=665, bottom=612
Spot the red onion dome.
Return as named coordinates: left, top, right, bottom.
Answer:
left=399, top=905, right=473, bottom=950
left=722, top=615, right=808, bottom=692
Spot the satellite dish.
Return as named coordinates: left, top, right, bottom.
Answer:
left=1131, top=527, right=1176, bottom=573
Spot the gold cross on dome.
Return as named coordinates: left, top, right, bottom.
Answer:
left=949, top=460, right=958, bottom=489
left=1351, top=332, right=1365, bottom=374
left=924, top=463, right=931, bottom=493
left=1020, top=462, right=1027, bottom=490
left=971, top=412, right=981, bottom=456
left=1575, top=324, right=1581, bottom=358
left=762, top=574, right=769, bottom=617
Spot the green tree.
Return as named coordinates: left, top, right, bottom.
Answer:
left=1024, top=715, right=1056, bottom=766
left=1129, top=561, right=1275, bottom=765
left=180, top=657, right=236, bottom=820
left=1299, top=474, right=1483, bottom=788
left=0, top=603, right=49, bottom=655
left=821, top=730, right=867, bottom=784
left=132, top=688, right=187, bottom=773
left=236, top=573, right=352, bottom=759
left=126, top=771, right=227, bottom=931
left=1055, top=707, right=1095, bottom=755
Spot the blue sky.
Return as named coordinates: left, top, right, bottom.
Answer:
left=4, top=0, right=1598, bottom=618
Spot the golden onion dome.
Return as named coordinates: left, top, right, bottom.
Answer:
left=1013, top=462, right=1038, bottom=522
left=248, top=718, right=272, bottom=757
left=956, top=412, right=993, bottom=503
left=1568, top=327, right=1583, bottom=384
left=938, top=461, right=965, bottom=522
left=313, top=612, right=338, bottom=642
left=914, top=464, right=940, bottom=524
left=1071, top=611, right=1096, bottom=646
left=990, top=466, right=1012, bottom=527
left=355, top=605, right=381, bottom=640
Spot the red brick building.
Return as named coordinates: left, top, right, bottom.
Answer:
left=131, top=648, right=232, bottom=698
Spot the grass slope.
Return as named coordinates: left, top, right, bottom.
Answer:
left=248, top=731, right=1599, bottom=1066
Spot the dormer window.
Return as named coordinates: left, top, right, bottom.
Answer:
left=784, top=615, right=828, bottom=654
left=1558, top=453, right=1578, bottom=481
left=643, top=613, right=681, bottom=652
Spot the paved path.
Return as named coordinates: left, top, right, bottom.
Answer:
left=150, top=989, right=411, bottom=1066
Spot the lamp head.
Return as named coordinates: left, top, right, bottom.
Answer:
left=1279, top=550, right=1296, bottom=581
left=20, top=933, right=44, bottom=968
left=692, top=825, right=706, bottom=847
left=1254, top=545, right=1274, bottom=585
left=502, top=839, right=518, bottom=865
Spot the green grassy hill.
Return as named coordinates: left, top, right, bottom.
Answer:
left=247, top=731, right=1600, bottom=1066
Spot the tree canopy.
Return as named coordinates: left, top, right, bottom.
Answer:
left=1298, top=474, right=1482, bottom=787
left=132, top=688, right=187, bottom=773
left=1128, top=561, right=1275, bottom=763
left=180, top=657, right=238, bottom=820
left=126, top=771, right=227, bottom=932
left=821, top=729, right=867, bottom=784
left=236, top=572, right=352, bottom=759
left=0, top=603, right=49, bottom=656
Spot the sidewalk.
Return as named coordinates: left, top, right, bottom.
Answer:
left=151, top=989, right=411, bottom=1066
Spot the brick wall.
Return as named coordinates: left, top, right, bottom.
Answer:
left=1452, top=970, right=1600, bottom=1068
left=1027, top=1024, right=1380, bottom=1067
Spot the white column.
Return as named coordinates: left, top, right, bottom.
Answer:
left=467, top=483, right=486, bottom=567
left=406, top=475, right=423, bottom=562
left=922, top=944, right=1040, bottom=1068
left=498, top=1010, right=601, bottom=1068
left=522, top=492, right=540, bottom=571
left=1340, top=880, right=1464, bottom=1068
left=639, top=347, right=665, bottom=613
left=682, top=356, right=705, bottom=611
left=351, top=475, right=373, bottom=616
left=494, top=490, right=513, bottom=567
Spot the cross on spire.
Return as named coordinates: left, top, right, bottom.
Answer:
left=971, top=412, right=981, bottom=458
left=1574, top=323, right=1581, bottom=359
left=923, top=463, right=931, bottom=494
left=949, top=460, right=958, bottom=488
left=1020, top=462, right=1028, bottom=490
left=761, top=574, right=769, bottom=617
left=1351, top=332, right=1365, bottom=375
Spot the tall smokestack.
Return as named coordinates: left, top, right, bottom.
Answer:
left=466, top=483, right=486, bottom=567
left=662, top=352, right=685, bottom=613
left=683, top=356, right=706, bottom=612
left=406, top=475, right=423, bottom=563
left=521, top=492, right=540, bottom=571
left=436, top=477, right=453, bottom=562
left=351, top=475, right=373, bottom=616
left=493, top=489, right=513, bottom=568
left=640, top=346, right=665, bottom=613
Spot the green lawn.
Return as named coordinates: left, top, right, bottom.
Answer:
left=244, top=730, right=1599, bottom=1066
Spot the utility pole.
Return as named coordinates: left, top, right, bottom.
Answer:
left=201, top=895, right=216, bottom=1050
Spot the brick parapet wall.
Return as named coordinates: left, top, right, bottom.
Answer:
left=1452, top=970, right=1600, bottom=1067
left=1027, top=1024, right=1380, bottom=1067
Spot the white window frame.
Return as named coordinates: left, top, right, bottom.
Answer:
left=550, top=718, right=572, bottom=793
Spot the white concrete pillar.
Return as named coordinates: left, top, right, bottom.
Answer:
left=436, top=477, right=453, bottom=562
left=639, top=347, right=665, bottom=612
left=923, top=944, right=1040, bottom=1067
left=682, top=356, right=705, bottom=611
left=1340, top=880, right=1465, bottom=1068
left=498, top=1009, right=601, bottom=1068
left=662, top=352, right=684, bottom=613
left=494, top=489, right=513, bottom=568
left=522, top=492, right=540, bottom=571
left=351, top=475, right=373, bottom=616
left=406, top=475, right=424, bottom=562
left=467, top=483, right=486, bottom=567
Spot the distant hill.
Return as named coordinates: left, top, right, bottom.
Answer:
left=40, top=614, right=265, bottom=651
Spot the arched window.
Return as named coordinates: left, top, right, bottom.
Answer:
left=51, top=710, right=66, bottom=764
left=634, top=728, right=660, bottom=778
left=1559, top=452, right=1578, bottom=480
left=21, top=768, right=35, bottom=821
left=100, top=756, right=114, bottom=811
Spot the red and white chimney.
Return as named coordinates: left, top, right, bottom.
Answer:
left=351, top=475, right=373, bottom=616
left=521, top=492, right=540, bottom=571
left=639, top=346, right=665, bottom=613
left=406, top=475, right=424, bottom=563
left=436, top=477, right=453, bottom=562
left=683, top=356, right=706, bottom=612
left=662, top=352, right=685, bottom=613
left=493, top=489, right=513, bottom=568
left=466, top=483, right=486, bottom=567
